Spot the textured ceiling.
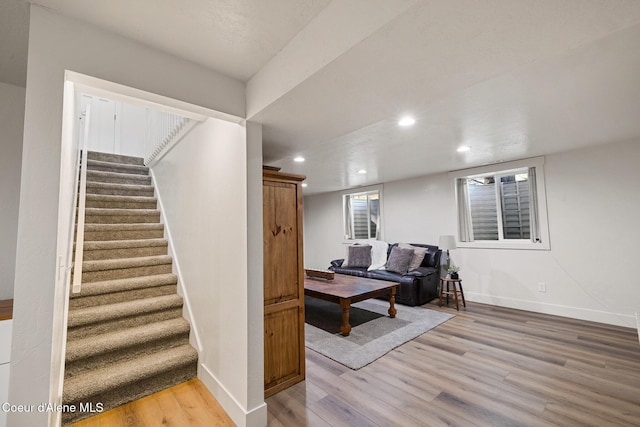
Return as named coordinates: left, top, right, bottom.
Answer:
left=0, top=0, right=330, bottom=86
left=2, top=0, right=640, bottom=195
left=252, top=0, right=640, bottom=193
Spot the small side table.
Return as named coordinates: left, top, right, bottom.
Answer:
left=439, top=277, right=466, bottom=311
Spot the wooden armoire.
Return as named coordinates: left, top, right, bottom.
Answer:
left=263, top=167, right=306, bottom=397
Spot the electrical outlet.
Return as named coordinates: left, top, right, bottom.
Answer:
left=538, top=282, right=546, bottom=292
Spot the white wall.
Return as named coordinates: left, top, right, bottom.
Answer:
left=117, top=102, right=148, bottom=158
left=303, top=191, right=346, bottom=270
left=0, top=319, right=13, bottom=427
left=244, top=121, right=266, bottom=423
left=10, top=6, right=246, bottom=426
left=151, top=118, right=266, bottom=427
left=0, top=82, right=25, bottom=300
left=303, top=139, right=640, bottom=328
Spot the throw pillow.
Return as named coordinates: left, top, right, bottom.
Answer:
left=385, top=246, right=414, bottom=275
left=344, top=245, right=372, bottom=268
left=343, top=242, right=365, bottom=266
left=398, top=243, right=428, bottom=271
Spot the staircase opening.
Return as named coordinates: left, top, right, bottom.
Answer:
left=56, top=77, right=206, bottom=425
left=52, top=71, right=256, bottom=427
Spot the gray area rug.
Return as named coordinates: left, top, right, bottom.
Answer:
left=305, top=297, right=454, bottom=369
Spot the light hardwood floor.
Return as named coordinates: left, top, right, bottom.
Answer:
left=72, top=379, right=234, bottom=427
left=71, top=301, right=640, bottom=426
left=0, top=299, right=13, bottom=320
left=267, top=300, right=640, bottom=426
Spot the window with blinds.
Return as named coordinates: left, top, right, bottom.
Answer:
left=467, top=172, right=530, bottom=241
left=344, top=190, right=380, bottom=240
left=451, top=157, right=550, bottom=250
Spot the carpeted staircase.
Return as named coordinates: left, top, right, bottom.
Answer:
left=62, top=151, right=198, bottom=425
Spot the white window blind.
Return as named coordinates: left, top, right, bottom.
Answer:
left=344, top=190, right=380, bottom=240
left=451, top=157, right=549, bottom=250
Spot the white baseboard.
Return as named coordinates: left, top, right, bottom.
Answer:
left=198, top=363, right=267, bottom=427
left=465, top=292, right=637, bottom=328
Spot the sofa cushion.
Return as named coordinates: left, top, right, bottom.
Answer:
left=409, top=244, right=440, bottom=268
left=385, top=246, right=414, bottom=275
left=344, top=245, right=372, bottom=268
left=422, top=249, right=438, bottom=268
left=399, top=243, right=428, bottom=271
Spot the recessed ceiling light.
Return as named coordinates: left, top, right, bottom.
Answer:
left=357, top=169, right=367, bottom=174
left=301, top=183, right=307, bottom=187
left=293, top=156, right=305, bottom=162
left=457, top=146, right=471, bottom=152
left=398, top=117, right=415, bottom=127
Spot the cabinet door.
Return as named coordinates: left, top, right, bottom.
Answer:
left=263, top=181, right=300, bottom=305
left=264, top=306, right=302, bottom=391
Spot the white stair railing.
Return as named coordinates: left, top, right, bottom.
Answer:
left=145, top=111, right=195, bottom=167
left=72, top=105, right=91, bottom=294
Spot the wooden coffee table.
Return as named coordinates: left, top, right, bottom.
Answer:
left=304, top=274, right=397, bottom=336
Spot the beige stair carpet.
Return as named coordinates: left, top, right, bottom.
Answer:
left=62, top=151, right=197, bottom=426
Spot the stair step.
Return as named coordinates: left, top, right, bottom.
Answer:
left=83, top=238, right=168, bottom=251
left=62, top=344, right=197, bottom=425
left=65, top=317, right=191, bottom=378
left=80, top=255, right=172, bottom=283
left=67, top=294, right=184, bottom=339
left=87, top=170, right=151, bottom=186
left=87, top=159, right=149, bottom=176
left=87, top=151, right=144, bottom=166
left=82, top=255, right=172, bottom=272
left=86, top=181, right=154, bottom=197
left=71, top=273, right=177, bottom=297
left=69, top=273, right=177, bottom=309
left=83, top=223, right=164, bottom=241
left=81, top=238, right=168, bottom=261
left=85, top=194, right=157, bottom=210
left=84, top=208, right=160, bottom=224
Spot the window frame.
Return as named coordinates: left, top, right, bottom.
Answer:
left=449, top=157, right=551, bottom=250
left=342, top=185, right=383, bottom=241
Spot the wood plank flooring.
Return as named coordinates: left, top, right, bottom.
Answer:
left=69, top=301, right=640, bottom=426
left=268, top=301, right=640, bottom=426
left=72, top=379, right=235, bottom=427
left=0, top=299, right=13, bottom=320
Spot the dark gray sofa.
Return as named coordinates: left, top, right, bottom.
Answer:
left=329, top=243, right=441, bottom=306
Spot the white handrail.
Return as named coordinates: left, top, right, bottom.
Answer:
left=72, top=104, right=91, bottom=293
left=145, top=112, right=196, bottom=166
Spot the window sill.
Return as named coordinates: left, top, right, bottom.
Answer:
left=457, top=240, right=550, bottom=250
